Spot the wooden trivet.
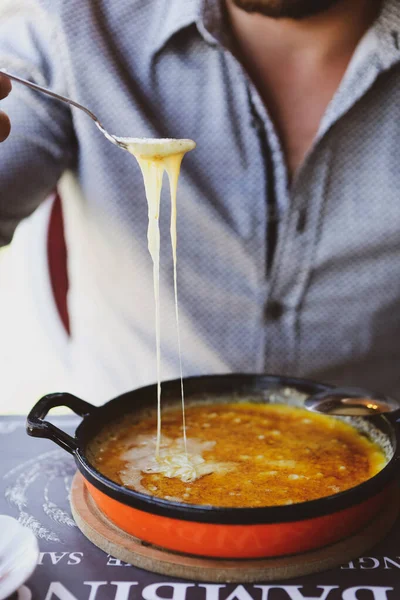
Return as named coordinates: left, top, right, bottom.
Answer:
left=70, top=472, right=399, bottom=583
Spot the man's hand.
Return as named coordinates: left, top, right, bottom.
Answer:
left=0, top=74, right=11, bottom=142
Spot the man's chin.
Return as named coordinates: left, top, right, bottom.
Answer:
left=231, top=0, right=341, bottom=19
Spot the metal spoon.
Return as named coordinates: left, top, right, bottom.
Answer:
left=0, top=69, right=195, bottom=157
left=304, top=387, right=400, bottom=417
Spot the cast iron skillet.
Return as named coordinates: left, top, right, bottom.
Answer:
left=26, top=373, right=400, bottom=525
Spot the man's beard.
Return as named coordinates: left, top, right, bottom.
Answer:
left=231, top=0, right=342, bottom=19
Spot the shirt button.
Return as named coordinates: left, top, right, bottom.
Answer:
left=265, top=301, right=284, bottom=321
left=296, top=208, right=307, bottom=233
left=250, top=117, right=263, bottom=131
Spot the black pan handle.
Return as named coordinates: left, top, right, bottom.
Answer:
left=26, top=393, right=96, bottom=455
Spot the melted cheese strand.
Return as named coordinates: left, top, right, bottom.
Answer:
left=126, top=138, right=196, bottom=474
left=165, top=154, right=188, bottom=455
left=135, top=156, right=164, bottom=457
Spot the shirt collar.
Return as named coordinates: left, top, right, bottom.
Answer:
left=154, top=0, right=400, bottom=68
left=153, top=0, right=226, bottom=54
left=374, top=0, right=400, bottom=70
left=152, top=0, right=200, bottom=53
left=317, top=0, right=400, bottom=143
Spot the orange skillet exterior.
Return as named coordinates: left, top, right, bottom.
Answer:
left=86, top=480, right=391, bottom=558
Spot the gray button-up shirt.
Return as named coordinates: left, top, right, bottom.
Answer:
left=1, top=0, right=400, bottom=401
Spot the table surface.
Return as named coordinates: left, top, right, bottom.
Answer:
left=1, top=415, right=400, bottom=600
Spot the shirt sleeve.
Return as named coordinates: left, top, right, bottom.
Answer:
left=0, top=0, right=76, bottom=246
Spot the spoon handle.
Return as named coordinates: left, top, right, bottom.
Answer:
left=0, top=68, right=100, bottom=123
left=0, top=68, right=125, bottom=149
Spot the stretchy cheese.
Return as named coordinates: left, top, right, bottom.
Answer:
left=125, top=138, right=201, bottom=477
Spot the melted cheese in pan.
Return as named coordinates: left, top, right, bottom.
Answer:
left=90, top=402, right=387, bottom=507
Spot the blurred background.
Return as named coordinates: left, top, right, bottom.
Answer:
left=0, top=201, right=68, bottom=414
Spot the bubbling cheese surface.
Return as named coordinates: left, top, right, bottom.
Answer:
left=90, top=401, right=387, bottom=507
left=125, top=137, right=198, bottom=476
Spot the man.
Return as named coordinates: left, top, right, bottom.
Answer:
left=0, top=0, right=399, bottom=406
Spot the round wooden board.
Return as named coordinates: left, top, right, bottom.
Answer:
left=70, top=472, right=399, bottom=583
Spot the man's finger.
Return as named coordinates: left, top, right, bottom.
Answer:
left=0, top=74, right=12, bottom=99
left=0, top=110, right=11, bottom=142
